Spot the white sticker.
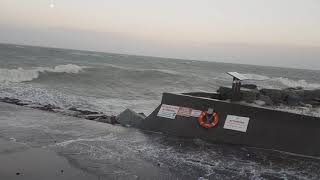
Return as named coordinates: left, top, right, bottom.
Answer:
left=177, top=107, right=192, bottom=117
left=191, top=109, right=202, bottom=117
left=224, top=115, right=250, bottom=132
left=157, top=104, right=180, bottom=119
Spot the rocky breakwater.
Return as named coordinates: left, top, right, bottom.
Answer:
left=0, top=97, right=145, bottom=127
left=217, top=85, right=320, bottom=108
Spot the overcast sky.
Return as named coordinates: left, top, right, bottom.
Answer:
left=1, top=0, right=320, bottom=69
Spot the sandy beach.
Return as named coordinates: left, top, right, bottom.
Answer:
left=0, top=102, right=183, bottom=179
left=1, top=102, right=320, bottom=179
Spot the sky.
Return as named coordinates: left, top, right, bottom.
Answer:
left=1, top=0, right=320, bottom=69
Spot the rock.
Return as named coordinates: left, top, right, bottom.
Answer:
left=68, top=107, right=100, bottom=115
left=282, top=88, right=304, bottom=98
left=97, top=115, right=118, bottom=124
left=286, top=94, right=301, bottom=106
left=281, top=88, right=304, bottom=106
left=241, top=84, right=257, bottom=89
left=217, top=86, right=233, bottom=100
left=15, top=100, right=31, bottom=106
left=260, top=89, right=283, bottom=104
left=116, top=109, right=145, bottom=128
left=240, top=88, right=259, bottom=103
left=37, top=104, right=60, bottom=112
left=303, top=89, right=320, bottom=104
left=241, top=88, right=259, bottom=103
left=308, top=100, right=320, bottom=106
left=138, top=113, right=147, bottom=118
left=1, top=97, right=20, bottom=104
left=83, top=114, right=105, bottom=120
left=254, top=100, right=266, bottom=106
left=300, top=103, right=313, bottom=108
left=258, top=95, right=273, bottom=106
left=25, top=104, right=44, bottom=109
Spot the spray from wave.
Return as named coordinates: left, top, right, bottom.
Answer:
left=0, top=64, right=88, bottom=83
left=243, top=73, right=320, bottom=89
left=103, top=63, right=181, bottom=75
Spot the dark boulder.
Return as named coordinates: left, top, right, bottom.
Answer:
left=257, top=95, right=273, bottom=106
left=217, top=86, right=233, bottom=100
left=97, top=115, right=118, bottom=124
left=1, top=97, right=20, bottom=104
left=286, top=94, right=302, bottom=106
left=241, top=84, right=257, bottom=90
left=83, top=114, right=104, bottom=120
left=241, top=88, right=259, bottom=103
left=116, top=109, right=145, bottom=128
left=138, top=113, right=147, bottom=118
left=303, top=89, right=320, bottom=104
left=68, top=107, right=100, bottom=115
left=15, top=100, right=31, bottom=106
left=282, top=88, right=304, bottom=106
left=260, top=89, right=283, bottom=104
left=37, top=104, right=60, bottom=112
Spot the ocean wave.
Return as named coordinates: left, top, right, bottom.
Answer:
left=243, top=73, right=320, bottom=89
left=274, top=77, right=320, bottom=89
left=242, top=73, right=270, bottom=81
left=0, top=64, right=87, bottom=83
left=70, top=52, right=104, bottom=57
left=0, top=82, right=158, bottom=116
left=103, top=63, right=181, bottom=75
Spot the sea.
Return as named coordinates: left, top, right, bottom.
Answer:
left=1, top=43, right=320, bottom=116
left=1, top=43, right=320, bottom=179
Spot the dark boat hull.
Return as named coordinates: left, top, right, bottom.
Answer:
left=140, top=93, right=320, bottom=157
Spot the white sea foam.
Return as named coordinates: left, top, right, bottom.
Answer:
left=243, top=73, right=320, bottom=89
left=0, top=64, right=87, bottom=83
left=103, top=63, right=181, bottom=75
left=242, top=73, right=270, bottom=81
left=0, top=82, right=158, bottom=116
left=274, top=77, right=320, bottom=89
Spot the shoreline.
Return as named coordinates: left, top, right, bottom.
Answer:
left=1, top=102, right=320, bottom=179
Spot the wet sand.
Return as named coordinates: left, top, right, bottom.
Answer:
left=0, top=102, right=320, bottom=179
left=0, top=139, right=95, bottom=180
left=0, top=103, right=181, bottom=179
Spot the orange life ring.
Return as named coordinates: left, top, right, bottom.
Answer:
left=198, top=111, right=219, bottom=129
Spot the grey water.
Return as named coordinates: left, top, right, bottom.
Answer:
left=1, top=43, right=320, bottom=179
left=1, top=43, right=320, bottom=115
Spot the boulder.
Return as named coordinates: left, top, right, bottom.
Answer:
left=1, top=97, right=20, bottom=104
left=116, top=109, right=145, bottom=128
left=286, top=94, right=301, bottom=106
left=97, top=115, right=118, bottom=124
left=37, top=104, right=60, bottom=112
left=282, top=88, right=304, bottom=106
left=83, top=114, right=105, bottom=120
left=260, top=89, right=283, bottom=104
left=68, top=107, right=100, bottom=115
left=303, top=89, right=320, bottom=103
left=15, top=100, right=31, bottom=106
left=241, top=84, right=257, bottom=90
left=307, top=99, right=320, bottom=106
left=217, top=86, right=233, bottom=100
left=138, top=113, right=147, bottom=118
left=257, top=95, right=273, bottom=106
left=241, top=88, right=259, bottom=103
left=254, top=100, right=266, bottom=106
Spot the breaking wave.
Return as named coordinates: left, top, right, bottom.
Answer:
left=243, top=73, right=320, bottom=89
left=0, top=64, right=87, bottom=83
left=103, top=63, right=181, bottom=75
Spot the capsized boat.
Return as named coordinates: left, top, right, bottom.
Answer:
left=139, top=72, right=320, bottom=157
